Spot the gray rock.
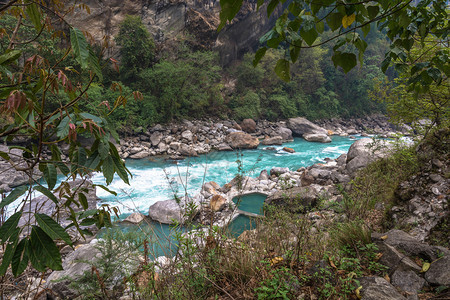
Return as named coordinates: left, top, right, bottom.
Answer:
left=376, top=242, right=421, bottom=273
left=270, top=167, right=289, bottom=176
left=359, top=276, right=406, bottom=300
left=123, top=212, right=146, bottom=224
left=129, top=150, right=150, bottom=159
left=277, top=127, right=293, bottom=141
left=225, top=132, right=259, bottom=149
left=346, top=138, right=389, bottom=174
left=148, top=197, right=199, bottom=224
left=425, top=255, right=450, bottom=286
left=240, top=119, right=257, bottom=133
left=215, top=143, right=233, bottom=151
left=392, top=269, right=425, bottom=294
left=309, top=168, right=331, bottom=179
left=148, top=199, right=184, bottom=224
left=181, top=130, right=193, bottom=142
left=265, top=186, right=320, bottom=212
left=375, top=230, right=450, bottom=261
left=150, top=131, right=163, bottom=146
left=261, top=136, right=283, bottom=145
left=258, top=169, right=269, bottom=181
left=179, top=144, right=198, bottom=157
left=287, top=117, right=328, bottom=136
left=303, top=133, right=331, bottom=143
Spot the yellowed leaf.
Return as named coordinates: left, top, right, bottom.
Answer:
left=421, top=262, right=430, bottom=272
left=384, top=274, right=390, bottom=282
left=270, top=256, right=283, bottom=266
left=355, top=286, right=362, bottom=299
left=328, top=256, right=337, bottom=269
left=375, top=252, right=383, bottom=261
left=380, top=235, right=388, bottom=240
left=342, top=14, right=356, bottom=28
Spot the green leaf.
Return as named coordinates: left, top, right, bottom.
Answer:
left=25, top=2, right=42, bottom=32
left=0, top=151, right=10, bottom=160
left=78, top=147, right=87, bottom=168
left=35, top=214, right=72, bottom=246
left=316, top=21, right=325, bottom=34
left=362, top=23, right=371, bottom=37
left=290, top=45, right=301, bottom=63
left=92, top=184, right=117, bottom=196
left=98, top=140, right=110, bottom=160
left=218, top=0, right=243, bottom=31
left=0, top=50, right=22, bottom=66
left=70, top=28, right=89, bottom=69
left=86, top=151, right=101, bottom=171
left=367, top=5, right=380, bottom=19
left=0, top=212, right=22, bottom=243
left=327, top=12, right=343, bottom=31
left=78, top=192, right=88, bottom=209
left=87, top=47, right=103, bottom=81
left=29, top=226, right=63, bottom=271
left=34, top=186, right=58, bottom=205
left=0, top=228, right=20, bottom=275
left=112, top=156, right=130, bottom=185
left=12, top=239, right=29, bottom=276
left=300, top=27, right=318, bottom=46
left=274, top=59, right=290, bottom=82
left=55, top=162, right=70, bottom=176
left=43, top=163, right=57, bottom=190
left=253, top=47, right=267, bottom=67
left=103, top=156, right=115, bottom=185
left=57, top=115, right=71, bottom=139
left=332, top=52, right=357, bottom=73
left=0, top=185, right=28, bottom=209
left=267, top=0, right=280, bottom=17
left=427, top=68, right=442, bottom=84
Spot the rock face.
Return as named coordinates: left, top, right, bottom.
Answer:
left=425, top=256, right=450, bottom=286
left=66, top=0, right=281, bottom=67
left=225, top=132, right=259, bottom=149
left=287, top=117, right=330, bottom=143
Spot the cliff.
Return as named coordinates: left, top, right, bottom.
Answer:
left=66, top=0, right=281, bottom=65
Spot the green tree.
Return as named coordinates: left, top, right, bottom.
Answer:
left=115, top=15, right=155, bottom=83
left=0, top=0, right=136, bottom=278
left=219, top=0, right=448, bottom=94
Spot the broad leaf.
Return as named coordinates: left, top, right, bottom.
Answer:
left=274, top=59, right=290, bottom=82
left=0, top=50, right=22, bottom=66
left=35, top=214, right=72, bottom=246
left=0, top=211, right=22, bottom=243
left=0, top=185, right=28, bottom=209
left=29, top=226, right=63, bottom=271
left=78, top=192, right=89, bottom=209
left=300, top=27, right=318, bottom=46
left=103, top=156, right=115, bottom=185
left=253, top=47, right=267, bottom=67
left=326, top=12, right=343, bottom=31
left=93, top=184, right=117, bottom=196
left=0, top=227, right=20, bottom=275
left=12, top=239, right=29, bottom=276
left=88, top=47, right=103, bottom=81
left=43, top=163, right=57, bottom=190
left=112, top=156, right=130, bottom=185
left=342, top=14, right=356, bottom=29
left=34, top=186, right=58, bottom=205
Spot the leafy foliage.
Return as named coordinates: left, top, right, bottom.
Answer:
left=0, top=0, right=134, bottom=276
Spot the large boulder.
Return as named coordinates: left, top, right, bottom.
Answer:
left=287, top=117, right=328, bottom=136
left=150, top=131, right=163, bottom=146
left=225, top=132, right=259, bottom=149
left=346, top=138, right=389, bottom=174
left=261, top=136, right=283, bottom=145
left=287, top=117, right=330, bottom=143
left=265, top=186, right=321, bottom=212
left=240, top=119, right=257, bottom=133
left=277, top=127, right=293, bottom=141
left=148, top=197, right=199, bottom=224
left=210, top=195, right=227, bottom=212
left=303, top=133, right=331, bottom=143
left=179, top=144, right=198, bottom=157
